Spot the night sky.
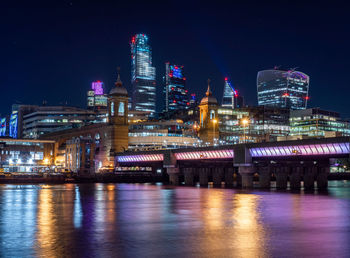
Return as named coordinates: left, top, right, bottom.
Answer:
left=1, top=1, right=350, bottom=117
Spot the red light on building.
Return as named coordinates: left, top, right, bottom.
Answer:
left=305, top=96, right=310, bottom=100
left=171, top=87, right=174, bottom=91
left=187, top=102, right=190, bottom=105
left=282, top=93, right=289, bottom=97
left=173, top=100, right=176, bottom=103
left=225, top=77, right=228, bottom=81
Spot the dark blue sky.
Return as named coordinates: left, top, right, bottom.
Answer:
left=1, top=1, right=350, bottom=117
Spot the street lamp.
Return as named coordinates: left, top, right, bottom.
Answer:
left=241, top=118, right=249, bottom=143
left=212, top=118, right=218, bottom=146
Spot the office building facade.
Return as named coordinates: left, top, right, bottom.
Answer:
left=131, top=34, right=156, bottom=114
left=289, top=108, right=350, bottom=137
left=11, top=105, right=97, bottom=139
left=257, top=69, right=309, bottom=109
left=164, top=63, right=189, bottom=112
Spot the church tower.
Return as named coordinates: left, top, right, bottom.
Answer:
left=106, top=69, right=129, bottom=155
left=198, top=79, right=219, bottom=145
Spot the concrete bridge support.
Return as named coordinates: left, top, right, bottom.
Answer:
left=212, top=167, right=223, bottom=187
left=303, top=167, right=316, bottom=190
left=199, top=168, right=209, bottom=187
left=224, top=167, right=234, bottom=187
left=317, top=167, right=329, bottom=189
left=183, top=168, right=194, bottom=186
left=275, top=167, right=289, bottom=189
left=238, top=166, right=255, bottom=189
left=258, top=167, right=271, bottom=188
left=290, top=166, right=302, bottom=189
left=167, top=167, right=180, bottom=185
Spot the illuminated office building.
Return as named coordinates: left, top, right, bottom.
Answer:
left=87, top=81, right=108, bottom=111
left=164, top=63, right=189, bottom=112
left=0, top=138, right=55, bottom=173
left=131, top=34, right=156, bottom=114
left=222, top=77, right=244, bottom=109
left=257, top=69, right=309, bottom=109
left=218, top=106, right=290, bottom=144
left=289, top=108, right=350, bottom=137
left=0, top=117, right=7, bottom=137
left=8, top=105, right=97, bottom=139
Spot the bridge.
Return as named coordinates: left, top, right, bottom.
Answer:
left=116, top=137, right=350, bottom=189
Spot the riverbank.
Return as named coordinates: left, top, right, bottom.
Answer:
left=0, top=172, right=349, bottom=184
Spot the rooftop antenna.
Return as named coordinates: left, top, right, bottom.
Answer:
left=289, top=67, right=299, bottom=72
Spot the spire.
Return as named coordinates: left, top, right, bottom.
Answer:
left=206, top=78, right=212, bottom=96
left=115, top=67, right=122, bottom=87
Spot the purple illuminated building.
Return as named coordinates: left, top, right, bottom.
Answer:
left=92, top=81, right=104, bottom=95
left=87, top=81, right=108, bottom=110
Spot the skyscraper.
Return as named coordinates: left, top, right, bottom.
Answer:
left=257, top=69, right=310, bottom=109
left=222, top=77, right=243, bottom=109
left=131, top=34, right=156, bottom=114
left=164, top=62, right=189, bottom=112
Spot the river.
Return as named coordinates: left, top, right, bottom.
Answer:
left=0, top=181, right=349, bottom=258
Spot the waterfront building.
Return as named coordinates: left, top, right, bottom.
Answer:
left=0, top=138, right=55, bottom=173
left=222, top=77, right=244, bottom=109
left=87, top=81, right=108, bottom=111
left=198, top=81, right=219, bottom=145
left=128, top=120, right=199, bottom=151
left=257, top=68, right=310, bottom=109
left=131, top=34, right=156, bottom=114
left=289, top=108, right=350, bottom=138
left=8, top=104, right=99, bottom=139
left=41, top=71, right=129, bottom=173
left=218, top=106, right=290, bottom=144
left=21, top=106, right=97, bottom=139
left=164, top=63, right=189, bottom=112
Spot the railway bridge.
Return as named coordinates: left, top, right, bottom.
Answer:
left=116, top=137, right=350, bottom=189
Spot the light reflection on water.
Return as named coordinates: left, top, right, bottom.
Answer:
left=0, top=182, right=349, bottom=257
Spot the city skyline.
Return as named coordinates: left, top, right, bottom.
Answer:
left=1, top=2, right=350, bottom=117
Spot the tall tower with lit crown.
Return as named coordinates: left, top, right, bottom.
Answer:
left=131, top=34, right=156, bottom=115
left=198, top=80, right=219, bottom=145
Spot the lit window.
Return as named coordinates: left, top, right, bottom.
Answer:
left=111, top=102, right=115, bottom=116
left=118, top=102, right=125, bottom=116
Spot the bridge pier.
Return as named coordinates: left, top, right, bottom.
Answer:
left=167, top=167, right=180, bottom=185
left=275, top=167, right=288, bottom=189
left=224, top=167, right=234, bottom=187
left=183, top=168, right=194, bottom=186
left=199, top=168, right=209, bottom=187
left=303, top=167, right=316, bottom=190
left=212, top=167, right=223, bottom=187
left=290, top=166, right=302, bottom=189
left=238, top=165, right=255, bottom=189
left=258, top=166, right=271, bottom=188
left=317, top=167, right=329, bottom=189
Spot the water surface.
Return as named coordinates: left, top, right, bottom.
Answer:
left=0, top=181, right=349, bottom=258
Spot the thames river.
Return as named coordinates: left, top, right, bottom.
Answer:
left=0, top=182, right=349, bottom=258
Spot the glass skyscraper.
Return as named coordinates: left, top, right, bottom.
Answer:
left=257, top=69, right=310, bottom=110
left=222, top=77, right=243, bottom=109
left=164, top=62, right=188, bottom=112
left=131, top=34, right=156, bottom=114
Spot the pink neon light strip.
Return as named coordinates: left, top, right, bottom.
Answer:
left=175, top=149, right=234, bottom=160
left=117, top=154, right=164, bottom=162
left=249, top=143, right=350, bottom=157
